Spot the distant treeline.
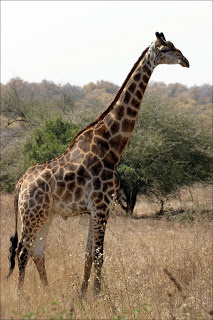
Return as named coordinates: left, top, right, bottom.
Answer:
left=1, top=78, right=212, bottom=131
left=1, top=78, right=212, bottom=209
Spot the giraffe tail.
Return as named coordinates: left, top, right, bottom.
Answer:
left=7, top=232, right=18, bottom=279
left=7, top=182, right=20, bottom=279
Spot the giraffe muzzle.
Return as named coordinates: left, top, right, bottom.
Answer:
left=180, top=57, right=190, bottom=68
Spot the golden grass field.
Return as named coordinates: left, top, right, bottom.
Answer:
left=1, top=185, right=212, bottom=320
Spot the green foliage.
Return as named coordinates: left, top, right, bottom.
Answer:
left=23, top=117, right=79, bottom=167
left=118, top=98, right=212, bottom=214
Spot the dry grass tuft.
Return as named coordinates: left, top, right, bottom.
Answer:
left=1, top=186, right=212, bottom=319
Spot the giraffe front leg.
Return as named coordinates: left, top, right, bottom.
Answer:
left=92, top=211, right=108, bottom=296
left=81, top=215, right=93, bottom=298
left=33, top=256, right=48, bottom=286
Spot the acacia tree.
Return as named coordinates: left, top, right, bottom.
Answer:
left=117, top=97, right=212, bottom=215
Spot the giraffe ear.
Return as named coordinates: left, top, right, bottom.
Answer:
left=160, top=33, right=166, bottom=41
left=155, top=32, right=167, bottom=44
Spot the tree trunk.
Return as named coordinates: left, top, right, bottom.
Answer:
left=156, top=199, right=165, bottom=217
left=117, top=188, right=139, bottom=216
left=126, top=188, right=139, bottom=216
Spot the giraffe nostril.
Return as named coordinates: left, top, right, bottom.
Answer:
left=184, top=59, right=190, bottom=68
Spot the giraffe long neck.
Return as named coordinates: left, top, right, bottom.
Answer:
left=66, top=45, right=157, bottom=169
left=100, top=46, right=156, bottom=163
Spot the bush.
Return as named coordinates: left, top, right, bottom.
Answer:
left=23, top=117, right=80, bottom=168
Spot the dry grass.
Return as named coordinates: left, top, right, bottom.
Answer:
left=134, top=184, right=212, bottom=217
left=0, top=186, right=212, bottom=320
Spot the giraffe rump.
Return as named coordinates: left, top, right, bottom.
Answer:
left=7, top=232, right=18, bottom=279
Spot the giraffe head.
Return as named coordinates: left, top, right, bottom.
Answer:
left=151, top=32, right=190, bottom=68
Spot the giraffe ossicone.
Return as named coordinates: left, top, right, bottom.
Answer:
left=7, top=32, right=189, bottom=296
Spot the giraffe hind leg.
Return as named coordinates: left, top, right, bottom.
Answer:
left=31, top=214, right=53, bottom=287
left=17, top=239, right=30, bottom=290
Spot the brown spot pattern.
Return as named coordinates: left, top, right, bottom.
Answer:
left=127, top=107, right=137, bottom=118
left=95, top=123, right=110, bottom=140
left=124, top=91, right=131, bottom=104
left=122, top=119, right=135, bottom=132
left=128, top=82, right=136, bottom=93
left=133, top=73, right=141, bottom=81
left=90, top=161, right=103, bottom=176
left=131, top=97, right=140, bottom=109
left=110, top=121, right=120, bottom=134
left=135, top=90, right=142, bottom=100
left=143, top=75, right=149, bottom=84
left=74, top=187, right=83, bottom=201
left=93, top=177, right=102, bottom=190
left=103, top=151, right=119, bottom=169
left=139, top=82, right=146, bottom=93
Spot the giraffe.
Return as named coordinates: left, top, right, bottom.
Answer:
left=7, top=32, right=189, bottom=296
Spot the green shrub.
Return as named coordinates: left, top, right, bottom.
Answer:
left=23, top=117, right=79, bottom=168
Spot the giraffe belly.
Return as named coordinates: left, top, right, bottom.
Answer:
left=52, top=172, right=91, bottom=216
left=53, top=199, right=89, bottom=217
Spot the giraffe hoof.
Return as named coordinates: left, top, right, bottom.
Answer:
left=17, top=285, right=23, bottom=295
left=93, top=286, right=101, bottom=297
left=79, top=289, right=86, bottom=300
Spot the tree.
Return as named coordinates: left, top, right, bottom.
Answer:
left=23, top=117, right=80, bottom=168
left=117, top=97, right=212, bottom=215
left=1, top=78, right=39, bottom=129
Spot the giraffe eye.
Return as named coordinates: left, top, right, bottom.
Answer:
left=160, top=48, right=167, bottom=53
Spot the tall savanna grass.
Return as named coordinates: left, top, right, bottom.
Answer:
left=1, top=185, right=212, bottom=319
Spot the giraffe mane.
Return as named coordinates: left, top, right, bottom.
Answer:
left=67, top=46, right=149, bottom=150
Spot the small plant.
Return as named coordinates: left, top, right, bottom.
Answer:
left=21, top=312, right=37, bottom=320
